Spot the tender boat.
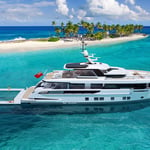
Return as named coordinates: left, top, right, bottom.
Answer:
left=1, top=40, right=150, bottom=105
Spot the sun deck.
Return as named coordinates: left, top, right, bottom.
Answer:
left=43, top=69, right=150, bottom=81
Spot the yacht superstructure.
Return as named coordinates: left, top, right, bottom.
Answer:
left=1, top=40, right=150, bottom=105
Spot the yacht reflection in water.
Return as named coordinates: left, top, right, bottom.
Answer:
left=1, top=100, right=150, bottom=115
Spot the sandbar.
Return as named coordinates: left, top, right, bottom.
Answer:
left=0, top=34, right=148, bottom=53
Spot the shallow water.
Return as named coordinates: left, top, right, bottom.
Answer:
left=0, top=30, right=150, bottom=149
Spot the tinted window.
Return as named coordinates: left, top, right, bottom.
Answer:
left=43, top=82, right=68, bottom=89
left=36, top=81, right=45, bottom=87
left=104, top=84, right=118, bottom=89
left=104, top=84, right=147, bottom=89
left=79, top=70, right=96, bottom=76
left=64, top=91, right=99, bottom=94
left=93, top=70, right=104, bottom=76
left=91, top=84, right=103, bottom=89
left=39, top=91, right=63, bottom=94
left=69, top=83, right=85, bottom=89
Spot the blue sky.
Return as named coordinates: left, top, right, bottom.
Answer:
left=0, top=0, right=150, bottom=26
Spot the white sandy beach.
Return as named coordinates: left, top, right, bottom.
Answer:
left=0, top=34, right=148, bottom=53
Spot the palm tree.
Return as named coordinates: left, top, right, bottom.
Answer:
left=111, top=24, right=115, bottom=30
left=72, top=24, right=79, bottom=37
left=87, top=23, right=94, bottom=34
left=94, top=32, right=103, bottom=40
left=138, top=25, right=143, bottom=33
left=66, top=21, right=73, bottom=27
left=80, top=20, right=89, bottom=33
left=115, top=24, right=122, bottom=36
left=60, top=22, right=65, bottom=36
left=51, top=21, right=56, bottom=26
left=96, top=22, right=103, bottom=30
left=55, top=27, right=61, bottom=37
left=64, top=26, right=72, bottom=37
left=103, top=24, right=110, bottom=37
left=61, top=22, right=64, bottom=28
left=80, top=20, right=87, bottom=28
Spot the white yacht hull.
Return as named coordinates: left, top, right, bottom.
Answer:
left=21, top=89, right=150, bottom=105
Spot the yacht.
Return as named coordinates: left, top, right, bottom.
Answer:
left=1, top=40, right=150, bottom=105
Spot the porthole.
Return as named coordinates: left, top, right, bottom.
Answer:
left=122, top=97, right=126, bottom=100
left=99, top=97, right=104, bottom=100
left=111, top=97, right=115, bottom=100
left=141, top=96, right=144, bottom=99
left=85, top=97, right=89, bottom=101
left=127, top=97, right=131, bottom=100
left=94, top=97, right=98, bottom=101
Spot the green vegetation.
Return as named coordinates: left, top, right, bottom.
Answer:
left=48, top=37, right=60, bottom=42
left=51, top=20, right=143, bottom=40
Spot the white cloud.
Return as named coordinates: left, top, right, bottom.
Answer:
left=88, top=0, right=135, bottom=17
left=71, top=8, right=75, bottom=14
left=0, top=0, right=150, bottom=24
left=0, top=1, right=54, bottom=23
left=34, top=1, right=55, bottom=7
left=4, top=7, right=43, bottom=22
left=134, top=5, right=150, bottom=20
left=135, top=5, right=149, bottom=15
left=125, top=0, right=135, bottom=5
left=86, top=0, right=150, bottom=21
left=77, top=9, right=93, bottom=21
left=85, top=17, right=93, bottom=21
left=69, top=15, right=74, bottom=19
left=56, top=0, right=69, bottom=16
left=77, top=10, right=87, bottom=20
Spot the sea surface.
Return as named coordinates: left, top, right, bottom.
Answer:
left=0, top=26, right=150, bottom=150
left=0, top=26, right=88, bottom=42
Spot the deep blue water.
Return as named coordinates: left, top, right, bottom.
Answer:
left=0, top=26, right=150, bottom=149
left=0, top=26, right=88, bottom=41
left=0, top=26, right=55, bottom=41
left=0, top=26, right=150, bottom=42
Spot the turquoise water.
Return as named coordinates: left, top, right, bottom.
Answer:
left=0, top=35, right=150, bottom=149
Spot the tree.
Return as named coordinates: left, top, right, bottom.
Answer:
left=138, top=25, right=143, bottom=32
left=55, top=27, right=61, bottom=37
left=51, top=21, right=56, bottom=26
left=61, top=22, right=64, bottom=28
left=60, top=22, right=65, bottom=36
left=87, top=23, right=94, bottom=34
left=96, top=22, right=103, bottom=30
left=72, top=24, right=79, bottom=36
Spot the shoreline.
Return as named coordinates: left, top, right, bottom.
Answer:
left=0, top=34, right=148, bottom=53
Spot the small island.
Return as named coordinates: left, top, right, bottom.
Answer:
left=0, top=21, right=148, bottom=53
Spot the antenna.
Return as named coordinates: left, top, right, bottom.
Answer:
left=80, top=38, right=99, bottom=64
left=81, top=38, right=87, bottom=51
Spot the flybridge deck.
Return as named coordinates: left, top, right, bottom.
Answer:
left=44, top=70, right=150, bottom=80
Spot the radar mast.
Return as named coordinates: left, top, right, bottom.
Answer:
left=81, top=39, right=99, bottom=64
